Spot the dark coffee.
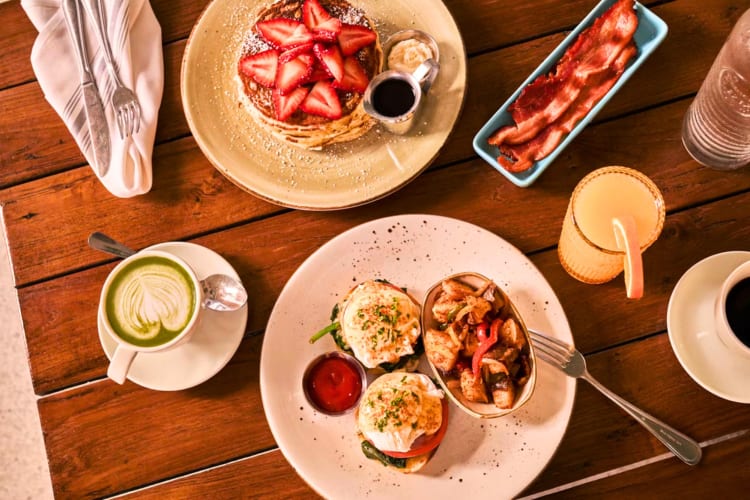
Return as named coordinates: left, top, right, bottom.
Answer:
left=372, top=78, right=416, bottom=117
left=726, top=277, right=750, bottom=347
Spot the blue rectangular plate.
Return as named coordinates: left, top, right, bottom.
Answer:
left=472, top=0, right=668, bottom=187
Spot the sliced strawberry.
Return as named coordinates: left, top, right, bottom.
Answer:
left=338, top=23, right=376, bottom=56
left=256, top=18, right=313, bottom=49
left=273, top=86, right=309, bottom=121
left=276, top=53, right=314, bottom=94
left=278, top=43, right=313, bottom=64
left=300, top=80, right=342, bottom=119
left=331, top=56, right=369, bottom=93
left=302, top=0, right=332, bottom=30
left=238, top=49, right=279, bottom=88
left=312, top=18, right=342, bottom=42
left=307, top=61, right=332, bottom=82
left=313, top=43, right=344, bottom=82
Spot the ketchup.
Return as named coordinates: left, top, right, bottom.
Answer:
left=305, top=356, right=363, bottom=413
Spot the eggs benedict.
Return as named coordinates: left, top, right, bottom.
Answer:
left=356, top=372, right=448, bottom=472
left=310, top=279, right=422, bottom=371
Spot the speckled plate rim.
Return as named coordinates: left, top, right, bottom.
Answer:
left=181, top=0, right=467, bottom=211
left=260, top=214, right=575, bottom=499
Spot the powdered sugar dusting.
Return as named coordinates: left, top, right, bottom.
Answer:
left=329, top=4, right=368, bottom=26
left=242, top=31, right=273, bottom=55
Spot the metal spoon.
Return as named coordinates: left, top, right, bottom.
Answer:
left=88, top=232, right=248, bottom=312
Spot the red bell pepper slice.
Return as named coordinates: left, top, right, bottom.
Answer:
left=472, top=318, right=503, bottom=377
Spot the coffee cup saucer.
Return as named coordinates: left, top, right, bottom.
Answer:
left=98, top=242, right=248, bottom=391
left=667, top=251, right=750, bottom=403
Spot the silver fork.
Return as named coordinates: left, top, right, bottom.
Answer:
left=529, top=329, right=702, bottom=466
left=81, top=0, right=141, bottom=139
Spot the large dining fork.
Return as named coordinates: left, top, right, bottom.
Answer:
left=81, top=0, right=141, bottom=139
left=529, top=329, right=702, bottom=466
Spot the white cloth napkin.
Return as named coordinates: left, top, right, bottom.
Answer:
left=22, top=0, right=163, bottom=197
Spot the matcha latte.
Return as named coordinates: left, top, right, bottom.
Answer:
left=104, top=255, right=198, bottom=347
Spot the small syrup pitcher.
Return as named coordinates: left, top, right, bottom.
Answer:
left=363, top=58, right=439, bottom=134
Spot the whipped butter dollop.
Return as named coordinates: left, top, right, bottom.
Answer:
left=387, top=39, right=433, bottom=73
left=106, top=256, right=196, bottom=346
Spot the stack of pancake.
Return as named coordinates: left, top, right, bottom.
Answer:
left=237, top=0, right=383, bottom=150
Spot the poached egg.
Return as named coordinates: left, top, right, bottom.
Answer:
left=357, top=372, right=444, bottom=453
left=339, top=280, right=421, bottom=369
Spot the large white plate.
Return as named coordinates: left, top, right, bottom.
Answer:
left=667, top=251, right=750, bottom=403
left=260, top=215, right=575, bottom=499
left=182, top=0, right=467, bottom=210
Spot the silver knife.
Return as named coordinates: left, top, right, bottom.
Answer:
left=61, top=0, right=110, bottom=177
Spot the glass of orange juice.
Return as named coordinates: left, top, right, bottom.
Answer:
left=558, top=166, right=665, bottom=298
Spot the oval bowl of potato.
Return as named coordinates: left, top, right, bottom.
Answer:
left=421, top=272, right=536, bottom=418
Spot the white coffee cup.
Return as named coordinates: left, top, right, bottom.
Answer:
left=99, top=250, right=204, bottom=384
left=714, top=260, right=750, bottom=358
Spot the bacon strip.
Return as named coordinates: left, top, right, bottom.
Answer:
left=498, top=42, right=637, bottom=173
left=488, top=0, right=638, bottom=170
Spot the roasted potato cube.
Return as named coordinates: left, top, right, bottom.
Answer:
left=464, top=295, right=492, bottom=324
left=424, top=328, right=461, bottom=372
left=500, top=318, right=526, bottom=350
left=441, top=279, right=476, bottom=301
left=485, top=346, right=519, bottom=365
left=489, top=373, right=516, bottom=409
left=432, top=300, right=460, bottom=324
left=460, top=368, right=489, bottom=403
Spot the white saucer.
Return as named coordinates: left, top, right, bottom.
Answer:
left=98, top=242, right=248, bottom=391
left=667, top=251, right=750, bottom=403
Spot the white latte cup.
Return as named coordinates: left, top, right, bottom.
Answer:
left=714, top=260, right=750, bottom=359
left=99, top=250, right=204, bottom=384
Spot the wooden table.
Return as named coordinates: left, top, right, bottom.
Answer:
left=2, top=0, right=750, bottom=497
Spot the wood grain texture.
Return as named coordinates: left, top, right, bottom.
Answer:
left=0, top=0, right=732, bottom=189
left=38, top=333, right=750, bottom=499
left=3, top=93, right=749, bottom=289
left=0, top=0, right=209, bottom=90
left=547, top=431, right=750, bottom=497
left=38, top=334, right=274, bottom=500
left=6, top=0, right=750, bottom=498
left=17, top=125, right=750, bottom=394
left=6, top=93, right=750, bottom=287
left=123, top=431, right=750, bottom=499
left=125, top=450, right=318, bottom=500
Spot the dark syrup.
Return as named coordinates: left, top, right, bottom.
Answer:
left=726, top=277, right=750, bottom=347
left=372, top=78, right=416, bottom=117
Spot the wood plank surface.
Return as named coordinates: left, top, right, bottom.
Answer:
left=4, top=91, right=750, bottom=289
left=550, top=431, right=750, bottom=497
left=126, top=450, right=317, bottom=500
left=0, top=0, right=209, bottom=90
left=5, top=0, right=750, bottom=498
left=4, top=0, right=749, bottom=285
left=13, top=93, right=750, bottom=393
left=0, top=0, right=701, bottom=189
left=39, top=331, right=750, bottom=499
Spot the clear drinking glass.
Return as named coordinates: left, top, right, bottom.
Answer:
left=558, top=167, right=665, bottom=292
left=681, top=9, right=750, bottom=170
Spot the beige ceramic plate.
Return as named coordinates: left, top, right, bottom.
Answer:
left=261, top=215, right=575, bottom=499
left=182, top=0, right=467, bottom=210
